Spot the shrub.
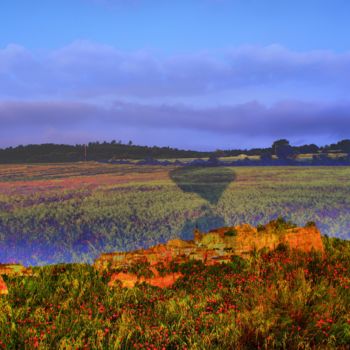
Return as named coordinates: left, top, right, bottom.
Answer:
left=224, top=228, right=238, bottom=237
left=273, top=216, right=297, bottom=232
left=275, top=242, right=290, bottom=253
left=257, top=224, right=265, bottom=232
left=229, top=255, right=247, bottom=272
left=305, top=221, right=317, bottom=228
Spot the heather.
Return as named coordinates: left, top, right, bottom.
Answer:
left=0, top=236, right=349, bottom=349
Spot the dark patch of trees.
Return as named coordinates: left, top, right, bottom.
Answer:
left=272, top=139, right=295, bottom=159
left=0, top=142, right=211, bottom=164
left=324, top=139, right=350, bottom=153
left=0, top=138, right=350, bottom=164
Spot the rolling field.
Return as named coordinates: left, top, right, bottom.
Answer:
left=0, top=163, right=349, bottom=265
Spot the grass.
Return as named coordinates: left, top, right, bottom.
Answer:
left=0, top=236, right=349, bottom=349
left=0, top=164, right=350, bottom=265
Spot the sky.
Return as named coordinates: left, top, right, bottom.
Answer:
left=1, top=0, right=350, bottom=150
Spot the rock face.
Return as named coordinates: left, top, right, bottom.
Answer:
left=94, top=220, right=325, bottom=288
left=282, top=226, right=325, bottom=253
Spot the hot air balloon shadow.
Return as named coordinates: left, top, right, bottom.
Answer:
left=169, top=166, right=236, bottom=239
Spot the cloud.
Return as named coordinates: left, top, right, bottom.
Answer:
left=1, top=99, right=349, bottom=149
left=0, top=41, right=349, bottom=102
left=1, top=41, right=349, bottom=149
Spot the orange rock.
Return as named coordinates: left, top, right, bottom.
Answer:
left=0, top=276, right=8, bottom=295
left=108, top=270, right=183, bottom=289
left=0, top=264, right=32, bottom=276
left=166, top=239, right=195, bottom=249
left=96, top=221, right=325, bottom=288
left=283, top=227, right=325, bottom=254
left=108, top=272, right=138, bottom=288
left=143, top=272, right=183, bottom=288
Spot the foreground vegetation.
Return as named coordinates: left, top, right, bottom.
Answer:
left=1, top=236, right=349, bottom=349
left=1, top=164, right=350, bottom=265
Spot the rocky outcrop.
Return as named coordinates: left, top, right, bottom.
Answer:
left=0, top=264, right=33, bottom=276
left=108, top=267, right=183, bottom=288
left=0, top=276, right=8, bottom=295
left=95, top=220, right=325, bottom=288
left=0, top=264, right=33, bottom=296
left=282, top=226, right=324, bottom=253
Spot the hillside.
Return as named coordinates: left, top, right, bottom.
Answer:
left=1, top=220, right=349, bottom=349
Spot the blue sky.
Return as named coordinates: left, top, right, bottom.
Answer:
left=1, top=0, right=350, bottom=150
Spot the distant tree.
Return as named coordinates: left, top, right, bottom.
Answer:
left=128, top=140, right=133, bottom=146
left=336, top=139, right=350, bottom=154
left=272, top=139, right=289, bottom=154
left=260, top=151, right=272, bottom=162
left=272, top=139, right=294, bottom=159
left=207, top=153, right=220, bottom=166
left=214, top=149, right=225, bottom=157
left=297, top=144, right=319, bottom=154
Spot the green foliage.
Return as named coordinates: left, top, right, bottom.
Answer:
left=229, top=255, right=247, bottom=273
left=127, top=260, right=153, bottom=278
left=272, top=216, right=297, bottom=232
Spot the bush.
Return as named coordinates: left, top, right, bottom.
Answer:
left=305, top=221, right=317, bottom=228
left=224, top=228, right=238, bottom=237
left=257, top=224, right=265, bottom=232
left=275, top=242, right=290, bottom=253
left=274, top=216, right=297, bottom=232
left=229, top=255, right=247, bottom=272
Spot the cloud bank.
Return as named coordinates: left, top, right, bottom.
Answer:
left=1, top=41, right=349, bottom=149
left=1, top=41, right=350, bottom=100
left=1, top=99, right=349, bottom=149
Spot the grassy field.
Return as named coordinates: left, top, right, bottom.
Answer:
left=0, top=163, right=350, bottom=265
left=1, top=236, right=349, bottom=349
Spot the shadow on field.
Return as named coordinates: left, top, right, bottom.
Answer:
left=170, top=166, right=235, bottom=205
left=170, top=166, right=236, bottom=239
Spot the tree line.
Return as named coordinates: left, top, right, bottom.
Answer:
left=0, top=139, right=349, bottom=164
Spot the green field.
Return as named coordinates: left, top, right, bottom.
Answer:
left=0, top=163, right=349, bottom=265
